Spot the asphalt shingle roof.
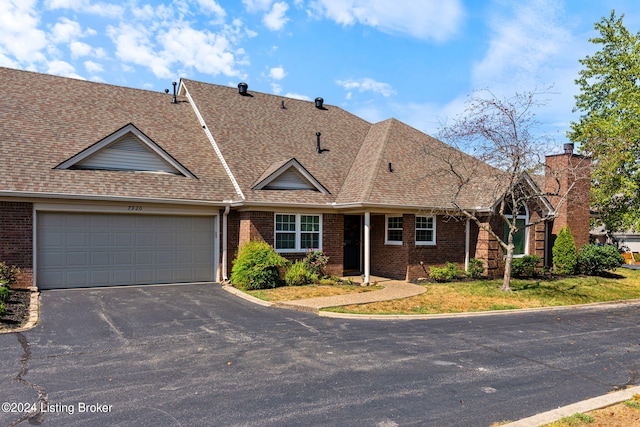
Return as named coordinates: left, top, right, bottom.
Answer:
left=1, top=67, right=237, bottom=203
left=1, top=67, right=507, bottom=211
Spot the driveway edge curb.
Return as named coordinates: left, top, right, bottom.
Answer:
left=0, top=287, right=40, bottom=334
left=501, top=385, right=640, bottom=426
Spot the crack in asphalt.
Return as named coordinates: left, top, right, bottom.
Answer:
left=7, top=333, right=48, bottom=427
left=455, top=335, right=621, bottom=389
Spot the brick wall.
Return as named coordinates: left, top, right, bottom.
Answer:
left=232, top=211, right=344, bottom=276
left=545, top=153, right=592, bottom=250
left=406, top=215, right=468, bottom=281
left=370, top=215, right=407, bottom=279
left=321, top=214, right=344, bottom=277
left=0, top=202, right=33, bottom=288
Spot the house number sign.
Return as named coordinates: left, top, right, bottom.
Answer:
left=127, top=206, right=143, bottom=211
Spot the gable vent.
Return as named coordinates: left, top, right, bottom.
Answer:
left=71, top=134, right=182, bottom=174
left=264, top=167, right=317, bottom=190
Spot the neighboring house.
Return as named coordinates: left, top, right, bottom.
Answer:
left=0, top=67, right=590, bottom=289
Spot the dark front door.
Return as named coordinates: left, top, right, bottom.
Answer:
left=344, top=215, right=362, bottom=273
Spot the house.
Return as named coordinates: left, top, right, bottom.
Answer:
left=0, top=67, right=591, bottom=290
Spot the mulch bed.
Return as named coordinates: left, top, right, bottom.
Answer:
left=0, top=289, right=31, bottom=330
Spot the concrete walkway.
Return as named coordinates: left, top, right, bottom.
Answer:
left=274, top=276, right=426, bottom=312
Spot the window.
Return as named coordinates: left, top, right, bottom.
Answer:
left=275, top=214, right=321, bottom=251
left=385, top=215, right=403, bottom=245
left=416, top=216, right=436, bottom=245
left=503, top=204, right=528, bottom=256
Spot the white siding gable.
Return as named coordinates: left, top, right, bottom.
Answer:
left=56, top=123, right=195, bottom=178
left=252, top=158, right=329, bottom=193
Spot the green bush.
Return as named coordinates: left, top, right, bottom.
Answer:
left=0, top=262, right=19, bottom=287
left=576, top=244, right=624, bottom=276
left=552, top=225, right=577, bottom=275
left=511, top=255, right=541, bottom=278
left=0, top=286, right=10, bottom=303
left=303, top=249, right=329, bottom=277
left=429, top=262, right=461, bottom=282
left=466, top=258, right=485, bottom=279
left=230, top=241, right=289, bottom=290
left=285, top=261, right=318, bottom=286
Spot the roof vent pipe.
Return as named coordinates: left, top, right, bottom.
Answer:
left=281, top=100, right=286, bottom=109
left=238, top=82, right=248, bottom=96
left=563, top=142, right=574, bottom=154
left=315, top=97, right=324, bottom=109
left=172, top=82, right=177, bottom=104
left=316, top=132, right=321, bottom=153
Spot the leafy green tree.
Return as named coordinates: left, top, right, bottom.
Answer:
left=552, top=226, right=577, bottom=275
left=569, top=11, right=640, bottom=233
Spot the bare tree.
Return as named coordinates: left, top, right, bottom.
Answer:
left=435, top=89, right=590, bottom=291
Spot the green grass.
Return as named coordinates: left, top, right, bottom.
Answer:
left=326, top=268, right=640, bottom=315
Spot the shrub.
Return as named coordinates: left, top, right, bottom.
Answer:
left=230, top=241, right=289, bottom=290
left=285, top=261, right=318, bottom=286
left=576, top=244, right=624, bottom=276
left=511, top=255, right=541, bottom=278
left=0, top=286, right=10, bottom=303
left=466, top=258, right=485, bottom=279
left=429, top=262, right=461, bottom=282
left=0, top=262, right=19, bottom=287
left=303, top=249, right=329, bottom=277
left=552, top=226, right=577, bottom=275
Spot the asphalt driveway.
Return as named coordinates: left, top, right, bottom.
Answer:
left=1, top=283, right=639, bottom=426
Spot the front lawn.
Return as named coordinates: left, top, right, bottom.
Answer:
left=329, top=268, right=640, bottom=315
left=247, top=284, right=383, bottom=302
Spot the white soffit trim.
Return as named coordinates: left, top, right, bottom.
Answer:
left=181, top=82, right=245, bottom=200
left=253, top=158, right=330, bottom=194
left=55, top=123, right=196, bottom=178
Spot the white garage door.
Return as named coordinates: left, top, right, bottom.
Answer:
left=37, top=212, right=216, bottom=289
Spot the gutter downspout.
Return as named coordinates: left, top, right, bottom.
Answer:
left=364, top=211, right=371, bottom=284
left=222, top=205, right=230, bottom=282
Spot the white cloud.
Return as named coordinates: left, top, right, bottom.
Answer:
left=159, top=25, right=240, bottom=77
left=242, top=0, right=274, bottom=12
left=308, top=0, right=464, bottom=41
left=472, top=0, right=583, bottom=137
left=107, top=24, right=173, bottom=78
left=271, top=83, right=282, bottom=94
left=50, top=18, right=83, bottom=43
left=263, top=2, right=289, bottom=30
left=473, top=1, right=572, bottom=92
left=84, top=60, right=104, bottom=73
left=0, top=0, right=48, bottom=65
left=196, top=0, right=226, bottom=17
left=284, top=92, right=311, bottom=101
left=44, top=0, right=123, bottom=18
left=46, top=59, right=84, bottom=79
left=337, top=78, right=396, bottom=97
left=269, top=66, right=286, bottom=80
left=69, top=41, right=92, bottom=58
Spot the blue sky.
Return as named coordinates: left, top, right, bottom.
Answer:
left=3, top=0, right=640, bottom=143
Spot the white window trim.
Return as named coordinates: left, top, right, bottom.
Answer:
left=385, top=215, right=403, bottom=245
left=415, top=215, right=436, bottom=246
left=274, top=213, right=323, bottom=252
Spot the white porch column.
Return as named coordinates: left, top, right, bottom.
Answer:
left=465, top=218, right=470, bottom=271
left=364, top=211, right=371, bottom=284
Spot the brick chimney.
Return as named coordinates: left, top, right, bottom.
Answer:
left=544, top=144, right=591, bottom=249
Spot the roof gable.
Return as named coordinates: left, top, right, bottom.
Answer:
left=55, top=123, right=196, bottom=178
left=252, top=158, right=330, bottom=193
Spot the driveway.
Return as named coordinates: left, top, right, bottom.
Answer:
left=1, top=283, right=639, bottom=426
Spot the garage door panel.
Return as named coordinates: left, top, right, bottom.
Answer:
left=67, top=232, right=87, bottom=246
left=91, top=251, right=111, bottom=266
left=66, top=252, right=87, bottom=266
left=37, top=212, right=216, bottom=289
left=113, top=251, right=133, bottom=265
